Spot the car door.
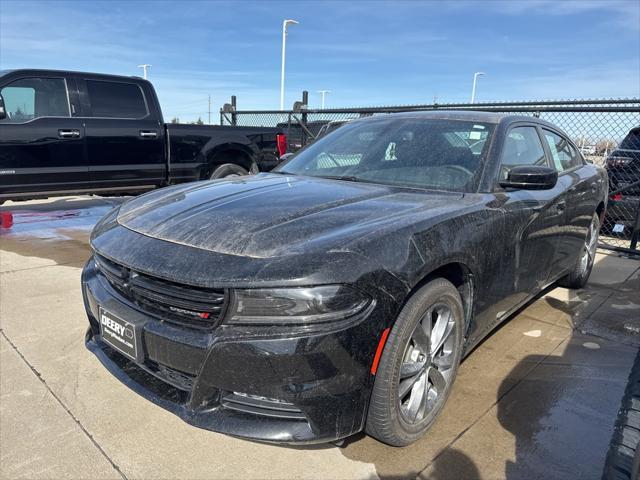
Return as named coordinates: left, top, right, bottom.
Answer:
left=541, top=128, right=595, bottom=275
left=77, top=77, right=165, bottom=189
left=488, top=125, right=567, bottom=314
left=0, top=75, right=87, bottom=197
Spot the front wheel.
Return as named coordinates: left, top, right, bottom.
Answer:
left=210, top=163, right=248, bottom=179
left=558, top=212, right=600, bottom=289
left=365, top=278, right=465, bottom=446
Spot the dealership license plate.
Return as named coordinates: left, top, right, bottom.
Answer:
left=99, top=308, right=138, bottom=361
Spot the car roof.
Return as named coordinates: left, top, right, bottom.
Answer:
left=354, top=110, right=559, bottom=129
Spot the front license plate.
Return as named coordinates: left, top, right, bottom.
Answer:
left=99, top=308, right=138, bottom=361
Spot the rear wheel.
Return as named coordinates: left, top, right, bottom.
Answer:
left=210, top=163, right=248, bottom=179
left=365, top=278, right=465, bottom=446
left=558, top=212, right=599, bottom=289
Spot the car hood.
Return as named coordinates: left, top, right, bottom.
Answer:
left=116, top=173, right=463, bottom=258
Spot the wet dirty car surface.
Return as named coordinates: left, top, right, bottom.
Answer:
left=1, top=196, right=639, bottom=479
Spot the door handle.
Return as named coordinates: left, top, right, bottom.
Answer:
left=556, top=201, right=566, bottom=213
left=139, top=130, right=158, bottom=138
left=58, top=129, right=81, bottom=138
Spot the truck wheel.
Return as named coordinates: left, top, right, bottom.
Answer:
left=558, top=212, right=599, bottom=289
left=365, top=278, right=465, bottom=446
left=210, top=163, right=248, bottom=179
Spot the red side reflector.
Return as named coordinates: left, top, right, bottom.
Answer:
left=276, top=134, right=287, bottom=158
left=370, top=327, right=391, bottom=375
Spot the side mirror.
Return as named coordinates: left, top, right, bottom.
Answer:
left=499, top=165, right=558, bottom=190
left=0, top=94, right=6, bottom=120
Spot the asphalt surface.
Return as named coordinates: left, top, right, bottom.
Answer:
left=1, top=196, right=639, bottom=480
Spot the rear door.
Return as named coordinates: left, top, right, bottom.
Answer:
left=77, top=78, right=165, bottom=189
left=541, top=128, right=597, bottom=273
left=0, top=75, right=86, bottom=197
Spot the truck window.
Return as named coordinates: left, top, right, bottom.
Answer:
left=0, top=77, right=70, bottom=123
left=86, top=80, right=148, bottom=118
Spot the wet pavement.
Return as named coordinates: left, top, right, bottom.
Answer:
left=1, top=196, right=639, bottom=480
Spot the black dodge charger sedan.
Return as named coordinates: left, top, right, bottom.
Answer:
left=82, top=111, right=607, bottom=446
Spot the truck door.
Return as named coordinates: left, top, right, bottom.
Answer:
left=77, top=78, right=165, bottom=189
left=0, top=76, right=86, bottom=197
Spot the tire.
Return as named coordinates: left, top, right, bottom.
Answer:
left=210, top=163, right=249, bottom=179
left=603, top=350, right=640, bottom=480
left=365, top=278, right=465, bottom=446
left=558, top=212, right=600, bottom=289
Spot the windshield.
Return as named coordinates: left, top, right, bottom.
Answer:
left=276, top=117, right=494, bottom=192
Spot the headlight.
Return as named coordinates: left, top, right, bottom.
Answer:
left=227, top=285, right=371, bottom=325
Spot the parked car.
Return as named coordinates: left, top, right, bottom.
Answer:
left=579, top=144, right=596, bottom=156
left=0, top=69, right=286, bottom=202
left=82, top=111, right=607, bottom=446
left=603, top=127, right=640, bottom=237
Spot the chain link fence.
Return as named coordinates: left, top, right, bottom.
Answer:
left=221, top=98, right=640, bottom=254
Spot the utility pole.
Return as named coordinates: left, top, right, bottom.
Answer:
left=317, top=90, right=330, bottom=109
left=208, top=95, right=211, bottom=124
left=137, top=64, right=152, bottom=79
left=470, top=72, right=485, bottom=103
left=280, top=19, right=299, bottom=111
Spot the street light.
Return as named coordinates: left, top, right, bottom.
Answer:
left=280, top=19, right=299, bottom=111
left=137, top=64, right=152, bottom=80
left=470, top=72, right=485, bottom=103
left=317, top=90, right=330, bottom=109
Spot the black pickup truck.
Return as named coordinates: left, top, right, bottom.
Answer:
left=0, top=69, right=286, bottom=202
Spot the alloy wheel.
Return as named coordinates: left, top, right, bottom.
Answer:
left=580, top=216, right=599, bottom=273
left=398, top=304, right=457, bottom=423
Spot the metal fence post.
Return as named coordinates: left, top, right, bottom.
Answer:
left=301, top=91, right=309, bottom=147
left=630, top=202, right=640, bottom=252
left=231, top=95, right=237, bottom=127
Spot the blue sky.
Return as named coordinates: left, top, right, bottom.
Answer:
left=1, top=0, right=639, bottom=122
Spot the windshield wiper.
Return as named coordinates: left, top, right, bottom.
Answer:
left=316, top=175, right=362, bottom=182
left=270, top=170, right=297, bottom=175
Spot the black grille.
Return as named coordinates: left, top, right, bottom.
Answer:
left=94, top=254, right=227, bottom=330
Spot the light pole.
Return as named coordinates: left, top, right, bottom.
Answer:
left=317, top=90, right=330, bottom=109
left=470, top=72, right=485, bottom=103
left=280, top=19, right=299, bottom=111
left=137, top=64, right=152, bottom=79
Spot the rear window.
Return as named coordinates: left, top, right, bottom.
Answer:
left=86, top=80, right=148, bottom=118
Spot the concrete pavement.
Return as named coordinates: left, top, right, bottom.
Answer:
left=1, top=196, right=638, bottom=480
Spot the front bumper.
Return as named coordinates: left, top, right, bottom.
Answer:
left=82, top=258, right=388, bottom=444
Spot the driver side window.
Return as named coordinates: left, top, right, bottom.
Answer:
left=499, top=126, right=547, bottom=180
left=0, top=77, right=70, bottom=123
